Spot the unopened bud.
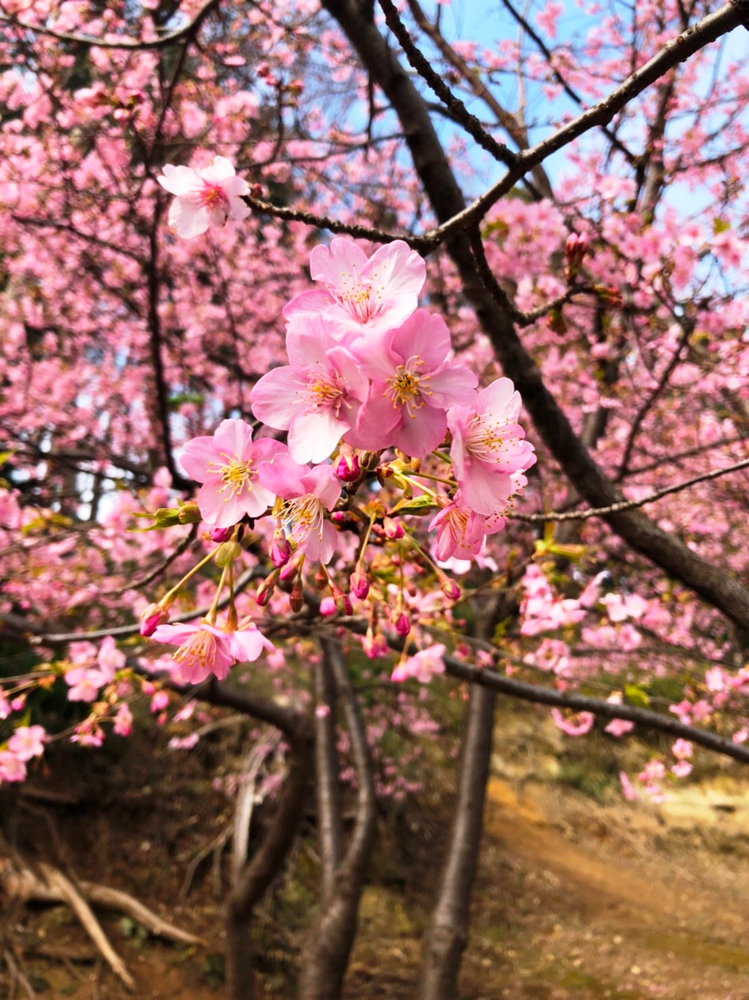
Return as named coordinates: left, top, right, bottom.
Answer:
left=290, top=577, right=304, bottom=612
left=209, top=525, right=234, bottom=543
left=139, top=603, right=169, bottom=637
left=255, top=569, right=280, bottom=607
left=319, top=596, right=337, bottom=617
left=331, top=510, right=346, bottom=522
left=334, top=592, right=353, bottom=616
left=335, top=452, right=360, bottom=482
left=438, top=575, right=461, bottom=601
left=383, top=517, right=404, bottom=540
left=279, top=555, right=301, bottom=582
left=177, top=502, right=201, bottom=525
left=271, top=532, right=292, bottom=568
left=392, top=610, right=411, bottom=637
left=350, top=567, right=370, bottom=601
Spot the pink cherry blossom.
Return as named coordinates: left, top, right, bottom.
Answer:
left=429, top=494, right=506, bottom=562
left=114, top=704, right=133, bottom=737
left=605, top=719, right=634, bottom=737
left=352, top=310, right=477, bottom=456
left=250, top=316, right=369, bottom=463
left=0, top=751, right=26, bottom=783
left=258, top=453, right=341, bottom=563
left=447, top=378, right=536, bottom=516
left=157, top=156, right=250, bottom=239
left=7, top=725, right=47, bottom=761
left=391, top=644, right=446, bottom=684
left=152, top=618, right=273, bottom=685
left=283, top=238, right=426, bottom=342
left=551, top=708, right=595, bottom=736
left=180, top=419, right=284, bottom=528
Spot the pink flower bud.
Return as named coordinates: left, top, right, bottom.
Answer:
left=255, top=571, right=279, bottom=607
left=209, top=525, right=234, bottom=543
left=383, top=517, right=404, bottom=540
left=140, top=603, right=170, bottom=637
left=439, top=577, right=461, bottom=601
left=279, top=556, right=300, bottom=582
left=335, top=452, right=360, bottom=482
left=319, top=596, right=337, bottom=617
left=393, top=611, right=411, bottom=637
left=271, top=532, right=292, bottom=568
left=331, top=511, right=346, bottom=523
left=350, top=568, right=370, bottom=600
left=333, top=592, right=353, bottom=616
left=290, top=578, right=304, bottom=613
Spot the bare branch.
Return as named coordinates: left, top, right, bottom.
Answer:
left=0, top=0, right=221, bottom=50
left=507, top=458, right=749, bottom=524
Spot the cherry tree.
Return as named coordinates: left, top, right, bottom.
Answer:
left=0, top=0, right=748, bottom=997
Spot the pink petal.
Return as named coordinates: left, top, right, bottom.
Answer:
left=393, top=403, right=447, bottom=458
left=300, top=464, right=341, bottom=510
left=258, top=453, right=309, bottom=499
left=180, top=435, right=217, bottom=483
left=212, top=418, right=254, bottom=461
left=458, top=460, right=514, bottom=517
left=355, top=385, right=402, bottom=449
left=197, top=480, right=246, bottom=528
left=288, top=408, right=350, bottom=464
left=168, top=199, right=210, bottom=239
left=477, top=378, right=521, bottom=421
left=427, top=365, right=478, bottom=407
left=310, top=237, right=369, bottom=288
left=251, top=366, right=303, bottom=430
left=157, top=165, right=203, bottom=197
left=391, top=310, right=450, bottom=371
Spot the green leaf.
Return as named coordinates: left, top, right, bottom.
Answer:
left=624, top=683, right=650, bottom=708
left=389, top=494, right=439, bottom=516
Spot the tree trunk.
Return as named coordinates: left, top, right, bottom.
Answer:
left=420, top=683, right=497, bottom=999
left=298, top=637, right=377, bottom=999
left=313, top=646, right=344, bottom=910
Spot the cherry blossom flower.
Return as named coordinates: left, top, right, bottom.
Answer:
left=152, top=618, right=274, bottom=684
left=391, top=644, right=446, bottom=684
left=0, top=751, right=26, bottom=783
left=283, top=238, right=426, bottom=343
left=114, top=704, right=133, bottom=737
left=180, top=419, right=284, bottom=528
left=250, top=316, right=369, bottom=463
left=447, top=378, right=536, bottom=516
left=258, top=453, right=341, bottom=563
left=352, top=310, right=477, bottom=456
left=429, top=494, right=506, bottom=562
left=551, top=708, right=595, bottom=736
left=157, top=156, right=250, bottom=239
left=7, top=725, right=47, bottom=761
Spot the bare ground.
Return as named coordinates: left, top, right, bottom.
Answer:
left=3, top=705, right=749, bottom=999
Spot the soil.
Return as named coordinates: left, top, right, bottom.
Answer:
left=3, top=703, right=749, bottom=1000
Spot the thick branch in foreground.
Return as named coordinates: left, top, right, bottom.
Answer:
left=421, top=684, right=496, bottom=1000
left=313, top=644, right=345, bottom=910
left=420, top=601, right=500, bottom=1000
left=330, top=611, right=749, bottom=766
left=321, top=0, right=749, bottom=632
left=298, top=637, right=377, bottom=1000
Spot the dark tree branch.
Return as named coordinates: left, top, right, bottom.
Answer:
left=299, top=636, right=377, bottom=999
left=377, top=0, right=517, bottom=168
left=420, top=599, right=501, bottom=999
left=313, top=643, right=345, bottom=910
left=322, top=0, right=749, bottom=631
left=0, top=0, right=222, bottom=50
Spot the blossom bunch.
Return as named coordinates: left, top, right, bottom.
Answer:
left=141, top=181, right=537, bottom=686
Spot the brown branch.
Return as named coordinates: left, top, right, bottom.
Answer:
left=406, top=0, right=553, bottom=198
left=616, top=325, right=691, bottom=479
left=378, top=0, right=517, bottom=168
left=242, top=191, right=431, bottom=251
left=497, top=0, right=636, bottom=166
left=507, top=457, right=749, bottom=524
left=313, top=641, right=345, bottom=910
left=0, top=0, right=221, bottom=50
left=101, top=525, right=198, bottom=596
left=424, top=1, right=747, bottom=245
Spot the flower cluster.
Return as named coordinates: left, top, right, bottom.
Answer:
left=144, top=199, right=536, bottom=686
